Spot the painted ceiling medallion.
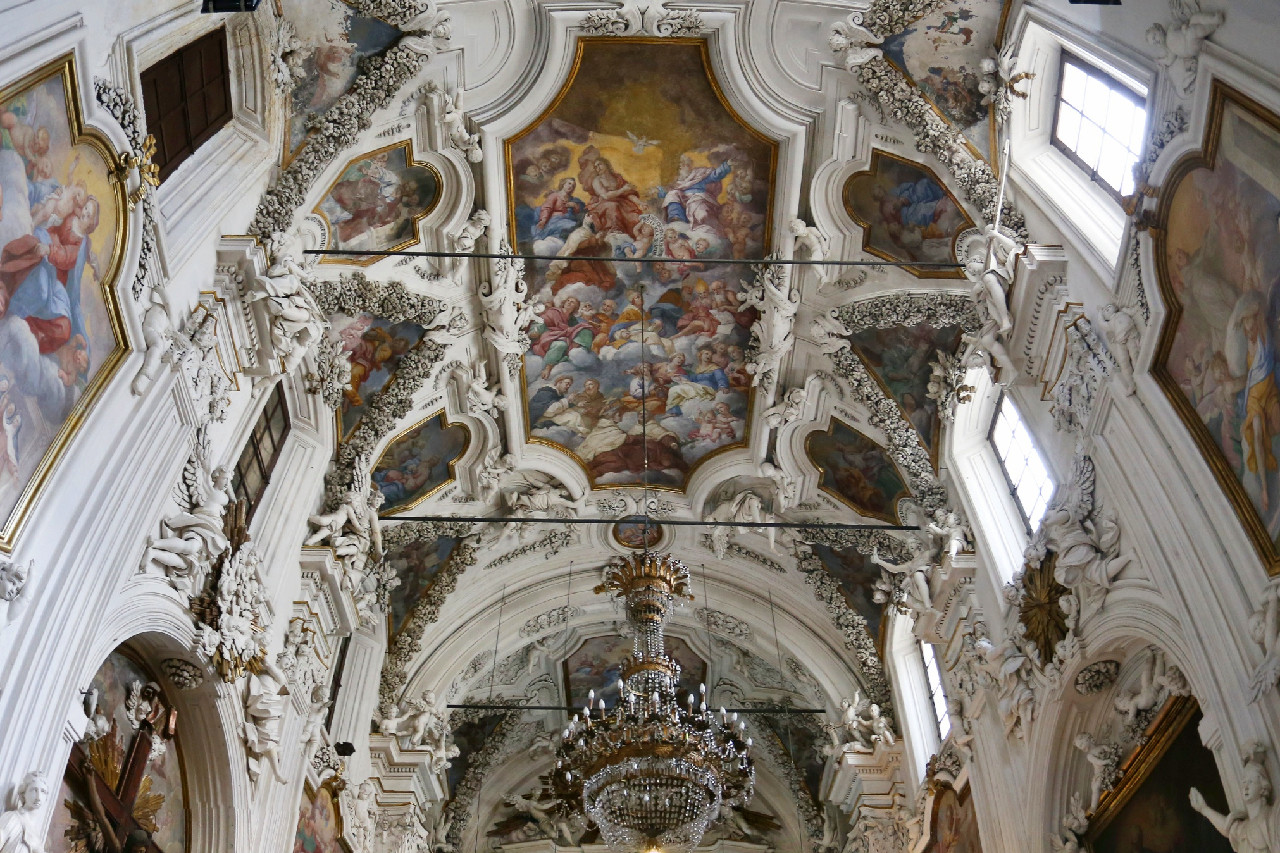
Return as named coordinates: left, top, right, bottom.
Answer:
left=507, top=38, right=777, bottom=489
left=842, top=149, right=973, bottom=278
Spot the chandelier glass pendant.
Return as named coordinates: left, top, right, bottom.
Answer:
left=552, top=552, right=755, bottom=853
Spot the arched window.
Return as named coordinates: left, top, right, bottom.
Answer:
left=990, top=395, right=1055, bottom=533
left=920, top=640, right=950, bottom=741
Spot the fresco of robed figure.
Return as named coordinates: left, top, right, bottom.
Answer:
left=315, top=141, right=441, bottom=260
left=508, top=39, right=776, bottom=488
left=1157, top=88, right=1280, bottom=565
left=0, top=58, right=125, bottom=548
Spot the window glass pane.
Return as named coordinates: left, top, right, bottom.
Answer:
left=1076, top=120, right=1104, bottom=170
left=1061, top=62, right=1087, bottom=107
left=920, top=642, right=951, bottom=740
left=990, top=397, right=1055, bottom=532
left=1055, top=104, right=1082, bottom=150
left=1053, top=55, right=1147, bottom=200
left=1082, top=75, right=1111, bottom=126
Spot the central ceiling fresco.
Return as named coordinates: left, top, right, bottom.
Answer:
left=508, top=39, right=777, bottom=488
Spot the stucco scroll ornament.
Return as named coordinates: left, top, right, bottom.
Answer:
left=812, top=308, right=852, bottom=356
left=479, top=240, right=542, bottom=357
left=829, top=12, right=884, bottom=70
left=1146, top=0, right=1224, bottom=100
left=0, top=770, right=48, bottom=853
left=248, top=251, right=329, bottom=381
left=1190, top=742, right=1280, bottom=853
left=1099, top=303, right=1144, bottom=396
left=1028, top=453, right=1131, bottom=622
left=741, top=259, right=799, bottom=392
left=243, top=661, right=290, bottom=785
left=578, top=1, right=704, bottom=37
left=393, top=1, right=454, bottom=57
left=704, top=489, right=778, bottom=559
left=277, top=616, right=323, bottom=694
left=143, top=429, right=233, bottom=600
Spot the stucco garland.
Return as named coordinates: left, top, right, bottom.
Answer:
left=834, top=291, right=980, bottom=333
left=94, top=77, right=159, bottom=300
left=308, top=271, right=448, bottom=326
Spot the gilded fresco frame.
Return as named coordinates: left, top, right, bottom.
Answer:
left=841, top=149, right=972, bottom=279
left=313, top=138, right=443, bottom=266
left=803, top=417, right=911, bottom=523
left=374, top=409, right=472, bottom=516
left=295, top=778, right=353, bottom=853
left=1083, top=695, right=1199, bottom=845
left=504, top=36, right=779, bottom=493
left=0, top=54, right=130, bottom=553
left=1151, top=81, right=1280, bottom=575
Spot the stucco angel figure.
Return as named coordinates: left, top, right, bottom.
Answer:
left=465, top=360, right=507, bottom=421
left=440, top=209, right=490, bottom=282
left=299, top=683, right=331, bottom=765
left=474, top=448, right=516, bottom=504
left=824, top=692, right=874, bottom=754
left=705, top=489, right=777, bottom=559
left=741, top=264, right=799, bottom=389
left=761, top=386, right=806, bottom=431
left=870, top=537, right=937, bottom=615
left=249, top=254, right=327, bottom=376
left=962, top=225, right=1020, bottom=337
left=1100, top=303, right=1143, bottom=396
left=788, top=218, right=829, bottom=283
left=812, top=308, right=852, bottom=356
left=130, top=285, right=173, bottom=397
left=1146, top=0, right=1224, bottom=99
left=1074, top=732, right=1122, bottom=812
left=1248, top=576, right=1280, bottom=702
left=504, top=790, right=575, bottom=845
left=440, top=89, right=482, bottom=163
left=243, top=662, right=290, bottom=785
left=1113, top=646, right=1188, bottom=725
left=960, top=321, right=1014, bottom=382
left=1031, top=471, right=1131, bottom=614
left=427, top=808, right=453, bottom=853
left=977, top=626, right=1037, bottom=737
left=829, top=12, right=884, bottom=69
left=343, top=780, right=377, bottom=853
left=480, top=243, right=543, bottom=354
left=144, top=441, right=233, bottom=597
left=0, top=771, right=48, bottom=853
left=1190, top=743, right=1280, bottom=853
left=758, top=460, right=797, bottom=513
left=306, top=469, right=384, bottom=593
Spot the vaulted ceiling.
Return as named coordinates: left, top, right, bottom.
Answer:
left=262, top=0, right=1018, bottom=842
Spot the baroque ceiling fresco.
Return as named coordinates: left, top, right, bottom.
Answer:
left=247, top=0, right=1023, bottom=843
left=510, top=39, right=776, bottom=488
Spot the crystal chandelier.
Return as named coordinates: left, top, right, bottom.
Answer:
left=552, top=553, right=755, bottom=853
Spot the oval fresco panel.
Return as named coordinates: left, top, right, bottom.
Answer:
left=1154, top=86, right=1280, bottom=571
left=373, top=412, right=469, bottom=513
left=0, top=57, right=128, bottom=549
left=508, top=38, right=777, bottom=489
left=314, top=140, right=441, bottom=263
left=842, top=150, right=972, bottom=277
left=611, top=514, right=662, bottom=549
left=806, top=420, right=909, bottom=522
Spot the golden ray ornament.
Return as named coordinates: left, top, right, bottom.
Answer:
left=1017, top=552, right=1071, bottom=664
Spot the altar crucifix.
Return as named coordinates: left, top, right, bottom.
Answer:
left=63, top=685, right=178, bottom=853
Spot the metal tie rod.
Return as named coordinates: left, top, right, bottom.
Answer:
left=387, top=513, right=918, bottom=532
left=446, top=703, right=824, bottom=714
left=303, top=247, right=961, bottom=269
